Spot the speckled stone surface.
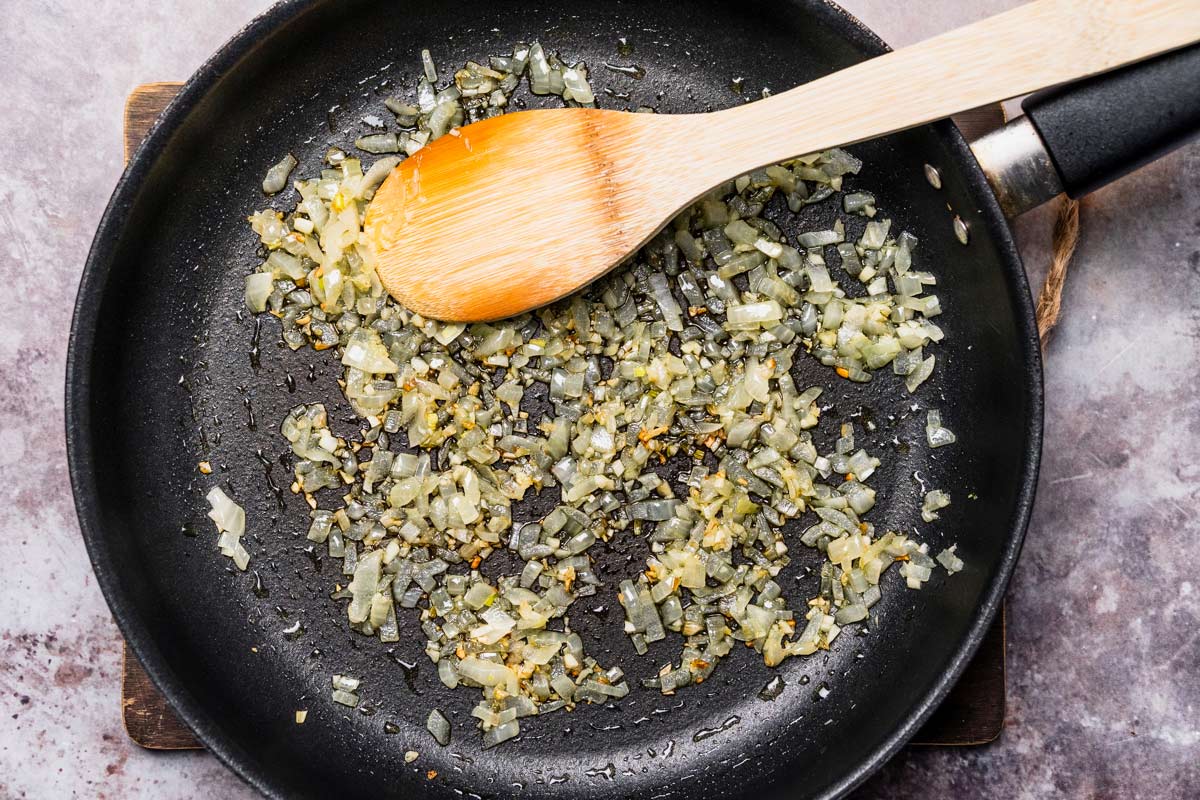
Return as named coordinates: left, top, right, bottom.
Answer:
left=1, top=1, right=1196, bottom=798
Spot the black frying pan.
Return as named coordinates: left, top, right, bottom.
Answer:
left=65, top=2, right=1200, bottom=798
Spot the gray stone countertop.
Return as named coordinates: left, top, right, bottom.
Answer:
left=1, top=1, right=1196, bottom=797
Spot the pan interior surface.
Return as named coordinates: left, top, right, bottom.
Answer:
left=68, top=1, right=1040, bottom=798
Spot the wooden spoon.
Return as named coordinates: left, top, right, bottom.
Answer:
left=365, top=0, right=1200, bottom=322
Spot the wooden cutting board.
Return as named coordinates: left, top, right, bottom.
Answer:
left=119, top=82, right=1007, bottom=750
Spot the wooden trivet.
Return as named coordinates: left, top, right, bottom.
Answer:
left=119, top=83, right=1007, bottom=750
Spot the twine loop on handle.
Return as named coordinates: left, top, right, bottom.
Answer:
left=1035, top=196, right=1081, bottom=348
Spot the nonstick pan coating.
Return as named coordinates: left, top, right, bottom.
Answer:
left=67, top=1, right=1041, bottom=798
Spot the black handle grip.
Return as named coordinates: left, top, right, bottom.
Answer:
left=1021, top=43, right=1200, bottom=199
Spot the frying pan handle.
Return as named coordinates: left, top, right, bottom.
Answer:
left=971, top=43, right=1200, bottom=216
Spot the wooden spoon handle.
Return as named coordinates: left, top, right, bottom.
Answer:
left=685, top=0, right=1200, bottom=184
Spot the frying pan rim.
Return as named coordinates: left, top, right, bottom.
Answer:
left=64, top=0, right=1043, bottom=797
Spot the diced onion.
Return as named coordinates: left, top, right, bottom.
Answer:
left=206, top=486, right=249, bottom=570
left=426, top=709, right=451, bottom=746
left=233, top=39, right=961, bottom=748
left=921, top=489, right=951, bottom=523
left=926, top=410, right=958, bottom=448
left=936, top=546, right=965, bottom=574
left=262, top=153, right=297, bottom=194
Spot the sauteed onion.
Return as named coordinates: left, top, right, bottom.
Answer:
left=229, top=41, right=962, bottom=745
